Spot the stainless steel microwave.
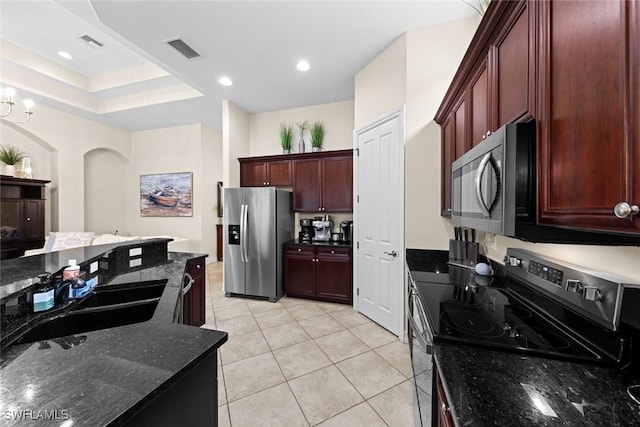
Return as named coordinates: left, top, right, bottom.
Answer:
left=451, top=122, right=535, bottom=236
left=450, top=122, right=638, bottom=245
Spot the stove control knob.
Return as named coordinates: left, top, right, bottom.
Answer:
left=583, top=286, right=603, bottom=302
left=566, top=279, right=583, bottom=293
left=507, top=256, right=522, bottom=267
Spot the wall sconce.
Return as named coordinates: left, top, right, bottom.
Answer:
left=1, top=87, right=35, bottom=123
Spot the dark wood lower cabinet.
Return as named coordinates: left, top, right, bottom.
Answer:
left=435, top=368, right=455, bottom=427
left=284, top=244, right=352, bottom=304
left=183, top=256, right=206, bottom=326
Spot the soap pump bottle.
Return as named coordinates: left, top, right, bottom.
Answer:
left=33, top=274, right=55, bottom=313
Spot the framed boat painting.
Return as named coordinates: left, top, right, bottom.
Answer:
left=140, top=172, right=193, bottom=217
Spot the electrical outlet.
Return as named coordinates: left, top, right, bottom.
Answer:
left=485, top=232, right=496, bottom=250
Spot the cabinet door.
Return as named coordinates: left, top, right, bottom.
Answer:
left=469, top=61, right=490, bottom=147
left=23, top=200, right=43, bottom=240
left=315, top=247, right=352, bottom=304
left=293, top=159, right=322, bottom=212
left=0, top=200, right=23, bottom=240
left=494, top=1, right=532, bottom=127
left=441, top=116, right=455, bottom=217
left=241, top=162, right=267, bottom=187
left=453, top=96, right=468, bottom=159
left=538, top=0, right=639, bottom=233
left=321, top=155, right=353, bottom=212
left=267, top=160, right=292, bottom=187
left=435, top=369, right=455, bottom=427
left=284, top=246, right=316, bottom=297
left=185, top=257, right=206, bottom=326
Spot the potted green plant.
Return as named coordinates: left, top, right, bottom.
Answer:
left=296, top=119, right=308, bottom=153
left=0, top=144, right=25, bottom=177
left=280, top=123, right=294, bottom=154
left=310, top=122, right=325, bottom=152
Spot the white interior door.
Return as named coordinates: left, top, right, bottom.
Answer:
left=354, top=109, right=405, bottom=337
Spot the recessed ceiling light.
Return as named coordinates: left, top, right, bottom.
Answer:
left=58, top=51, right=72, bottom=60
left=219, top=76, right=232, bottom=86
left=297, top=60, right=310, bottom=72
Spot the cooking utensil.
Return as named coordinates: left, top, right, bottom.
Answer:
left=330, top=232, right=341, bottom=242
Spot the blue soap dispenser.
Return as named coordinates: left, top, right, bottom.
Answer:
left=33, top=274, right=55, bottom=313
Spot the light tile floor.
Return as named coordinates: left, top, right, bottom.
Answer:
left=202, top=262, right=416, bottom=427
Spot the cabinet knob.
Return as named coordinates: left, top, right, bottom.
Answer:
left=26, top=217, right=31, bottom=221
left=613, top=202, right=639, bottom=219
left=331, top=250, right=335, bottom=254
left=298, top=248, right=301, bottom=252
left=263, top=182, right=267, bottom=186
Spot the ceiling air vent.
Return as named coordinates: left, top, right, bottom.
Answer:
left=166, top=38, right=200, bottom=59
left=79, top=35, right=104, bottom=48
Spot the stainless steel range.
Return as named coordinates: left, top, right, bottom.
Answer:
left=407, top=248, right=640, bottom=426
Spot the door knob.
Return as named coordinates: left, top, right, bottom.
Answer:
left=384, top=250, right=398, bottom=258
left=614, top=202, right=639, bottom=219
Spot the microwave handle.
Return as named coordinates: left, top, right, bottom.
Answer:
left=475, top=152, right=493, bottom=218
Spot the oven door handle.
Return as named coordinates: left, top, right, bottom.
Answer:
left=408, top=310, right=433, bottom=354
left=408, top=286, right=434, bottom=354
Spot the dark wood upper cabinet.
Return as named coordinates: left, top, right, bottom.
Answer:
left=292, top=158, right=322, bottom=211
left=469, top=60, right=490, bottom=147
left=537, top=0, right=639, bottom=234
left=321, top=155, right=353, bottom=212
left=437, top=1, right=533, bottom=216
left=292, top=150, right=353, bottom=213
left=239, top=157, right=292, bottom=187
left=436, top=0, right=639, bottom=236
left=494, top=1, right=533, bottom=127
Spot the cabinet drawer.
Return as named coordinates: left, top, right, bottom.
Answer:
left=316, top=247, right=351, bottom=259
left=285, top=246, right=315, bottom=257
left=187, top=257, right=205, bottom=276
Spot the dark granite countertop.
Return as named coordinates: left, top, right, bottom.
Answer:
left=406, top=248, right=640, bottom=426
left=0, top=243, right=227, bottom=426
left=285, top=239, right=352, bottom=248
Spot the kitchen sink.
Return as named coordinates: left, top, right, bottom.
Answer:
left=74, top=280, right=167, bottom=309
left=11, top=280, right=167, bottom=346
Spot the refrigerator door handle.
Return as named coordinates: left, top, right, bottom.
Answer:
left=241, top=203, right=249, bottom=262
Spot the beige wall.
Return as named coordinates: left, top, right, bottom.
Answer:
left=222, top=100, right=250, bottom=188
left=2, top=107, right=222, bottom=258
left=125, top=123, right=222, bottom=257
left=249, top=101, right=355, bottom=156
left=354, top=34, right=407, bottom=130
left=0, top=105, right=131, bottom=232
left=405, top=18, right=479, bottom=249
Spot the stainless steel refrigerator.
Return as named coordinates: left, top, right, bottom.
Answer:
left=223, top=187, right=293, bottom=301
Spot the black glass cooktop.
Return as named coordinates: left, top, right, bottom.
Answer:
left=413, top=267, right=624, bottom=364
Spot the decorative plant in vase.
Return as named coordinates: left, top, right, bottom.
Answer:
left=310, top=122, right=325, bottom=152
left=296, top=119, right=308, bottom=153
left=280, top=123, right=294, bottom=154
left=0, top=144, right=25, bottom=177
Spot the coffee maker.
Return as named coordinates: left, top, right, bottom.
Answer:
left=299, top=219, right=313, bottom=243
left=312, top=216, right=333, bottom=242
left=340, top=220, right=353, bottom=244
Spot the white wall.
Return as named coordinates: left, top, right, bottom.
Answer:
left=201, top=125, right=224, bottom=259
left=249, top=101, right=355, bottom=156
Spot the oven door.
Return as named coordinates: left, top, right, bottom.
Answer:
left=408, top=274, right=434, bottom=427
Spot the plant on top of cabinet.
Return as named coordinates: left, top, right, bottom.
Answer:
left=310, top=122, right=325, bottom=152
left=296, top=119, right=308, bottom=153
left=280, top=122, right=293, bottom=154
left=0, top=144, right=25, bottom=166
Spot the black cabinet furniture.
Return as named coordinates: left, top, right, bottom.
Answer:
left=0, top=176, right=50, bottom=259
